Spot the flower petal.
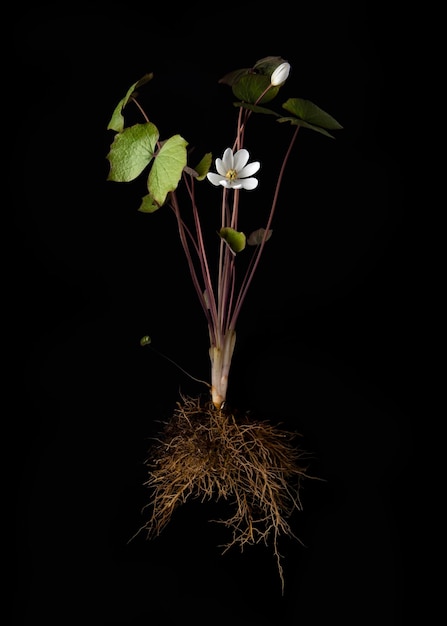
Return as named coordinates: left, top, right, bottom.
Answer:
left=233, top=148, right=249, bottom=171
left=222, top=147, right=234, bottom=171
left=215, top=158, right=227, bottom=176
left=238, top=161, right=260, bottom=178
left=207, top=172, right=226, bottom=186
left=240, top=177, right=258, bottom=190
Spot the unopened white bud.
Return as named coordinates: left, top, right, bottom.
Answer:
left=270, top=62, right=291, bottom=87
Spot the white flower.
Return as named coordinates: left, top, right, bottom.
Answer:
left=207, top=148, right=260, bottom=190
left=270, top=62, right=291, bottom=87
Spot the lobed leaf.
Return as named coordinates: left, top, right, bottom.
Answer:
left=232, top=74, right=279, bottom=104
left=282, top=98, right=343, bottom=130
left=107, top=122, right=159, bottom=182
left=147, top=134, right=188, bottom=206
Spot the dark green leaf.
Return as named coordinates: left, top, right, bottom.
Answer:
left=282, top=98, right=343, bottom=130
left=218, top=67, right=252, bottom=87
left=253, top=56, right=287, bottom=76
left=232, top=74, right=279, bottom=104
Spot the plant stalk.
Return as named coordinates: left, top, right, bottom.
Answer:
left=209, top=328, right=236, bottom=409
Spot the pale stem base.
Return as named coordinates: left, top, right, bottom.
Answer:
left=209, top=329, right=236, bottom=409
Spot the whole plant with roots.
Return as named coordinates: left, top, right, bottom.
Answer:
left=106, top=56, right=342, bottom=592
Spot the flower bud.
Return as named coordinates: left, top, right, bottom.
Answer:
left=270, top=62, right=291, bottom=87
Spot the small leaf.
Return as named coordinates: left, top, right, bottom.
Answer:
left=107, top=122, right=159, bottom=182
left=247, top=228, right=273, bottom=246
left=140, top=335, right=152, bottom=346
left=219, top=227, right=246, bottom=254
left=193, top=152, right=213, bottom=180
left=148, top=134, right=188, bottom=206
left=107, top=73, right=154, bottom=133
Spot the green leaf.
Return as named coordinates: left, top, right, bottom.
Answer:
left=282, top=98, right=343, bottom=130
left=253, top=56, right=287, bottom=76
left=148, top=134, right=188, bottom=206
left=107, top=122, right=159, bottom=182
left=193, top=152, right=213, bottom=180
left=184, top=153, right=213, bottom=181
left=138, top=193, right=161, bottom=213
left=218, top=67, right=252, bottom=87
left=108, top=101, right=128, bottom=134
left=140, top=335, right=152, bottom=346
left=219, top=227, right=246, bottom=254
left=247, top=228, right=273, bottom=246
left=107, top=73, right=154, bottom=133
left=219, top=56, right=288, bottom=104
left=232, top=74, right=279, bottom=104
left=219, top=56, right=286, bottom=87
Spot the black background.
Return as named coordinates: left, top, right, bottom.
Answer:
left=10, top=3, right=418, bottom=625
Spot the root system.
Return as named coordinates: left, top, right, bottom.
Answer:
left=135, top=394, right=315, bottom=592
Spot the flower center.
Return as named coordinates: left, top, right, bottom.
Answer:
left=225, top=168, right=238, bottom=181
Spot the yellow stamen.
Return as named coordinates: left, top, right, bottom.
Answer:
left=226, top=169, right=238, bottom=180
